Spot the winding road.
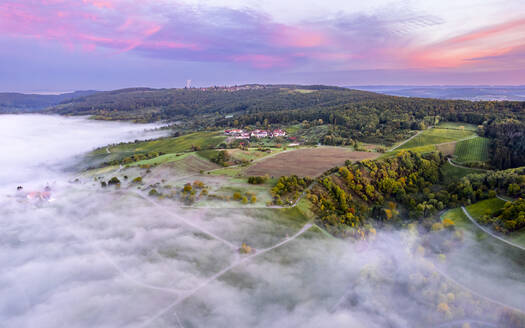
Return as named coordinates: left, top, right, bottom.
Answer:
left=389, top=129, right=425, bottom=152
left=447, top=157, right=488, bottom=172
left=461, top=206, right=525, bottom=251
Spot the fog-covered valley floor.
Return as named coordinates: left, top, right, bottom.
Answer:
left=1, top=115, right=524, bottom=328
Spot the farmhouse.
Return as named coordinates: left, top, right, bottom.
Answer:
left=272, top=129, right=286, bottom=137
left=235, top=132, right=251, bottom=139
left=224, top=129, right=243, bottom=135
left=251, top=130, right=268, bottom=138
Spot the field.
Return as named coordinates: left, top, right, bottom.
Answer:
left=111, top=131, right=226, bottom=153
left=454, top=137, right=490, bottom=163
left=398, top=128, right=475, bottom=150
left=245, top=147, right=379, bottom=177
left=441, top=208, right=470, bottom=229
left=466, top=198, right=506, bottom=218
left=440, top=162, right=477, bottom=184
left=227, top=148, right=283, bottom=162
left=436, top=142, right=456, bottom=156
left=437, top=121, right=478, bottom=131
left=86, top=131, right=226, bottom=166
left=464, top=198, right=525, bottom=248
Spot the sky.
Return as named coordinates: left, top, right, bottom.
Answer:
left=1, top=0, right=525, bottom=92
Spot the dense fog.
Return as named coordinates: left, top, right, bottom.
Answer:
left=1, top=115, right=524, bottom=328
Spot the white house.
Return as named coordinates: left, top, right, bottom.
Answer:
left=251, top=130, right=268, bottom=138
left=235, top=132, right=251, bottom=139
left=272, top=129, right=286, bottom=137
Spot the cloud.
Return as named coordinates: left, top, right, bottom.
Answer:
left=0, top=0, right=449, bottom=71
left=1, top=1, right=524, bottom=87
left=409, top=17, right=525, bottom=69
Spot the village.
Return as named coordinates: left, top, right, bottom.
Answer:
left=224, top=128, right=287, bottom=139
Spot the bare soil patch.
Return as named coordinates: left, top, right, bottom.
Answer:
left=437, top=142, right=456, bottom=156
left=245, top=147, right=378, bottom=177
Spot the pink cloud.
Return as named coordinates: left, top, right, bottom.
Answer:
left=272, top=25, right=326, bottom=48
left=407, top=18, right=525, bottom=69
left=1, top=0, right=524, bottom=75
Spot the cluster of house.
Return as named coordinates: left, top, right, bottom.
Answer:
left=224, top=129, right=287, bottom=139
left=16, top=186, right=53, bottom=202
left=191, top=85, right=267, bottom=92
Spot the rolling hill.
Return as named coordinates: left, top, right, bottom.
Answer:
left=0, top=90, right=98, bottom=113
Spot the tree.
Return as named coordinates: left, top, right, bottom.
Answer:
left=183, top=183, right=192, bottom=193
left=108, top=177, right=121, bottom=186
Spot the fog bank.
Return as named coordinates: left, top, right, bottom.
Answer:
left=1, top=115, right=523, bottom=328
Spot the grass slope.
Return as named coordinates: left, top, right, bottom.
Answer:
left=440, top=162, right=477, bottom=184
left=466, top=198, right=506, bottom=218
left=87, top=131, right=226, bottom=167
left=398, top=128, right=475, bottom=150
left=454, top=137, right=490, bottom=163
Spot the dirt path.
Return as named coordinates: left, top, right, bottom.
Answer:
left=433, top=262, right=525, bottom=315
left=447, top=158, right=488, bottom=171
left=133, top=191, right=239, bottom=250
left=461, top=206, right=525, bottom=251
left=139, top=222, right=314, bottom=327
left=496, top=194, right=513, bottom=202
left=389, top=129, right=426, bottom=152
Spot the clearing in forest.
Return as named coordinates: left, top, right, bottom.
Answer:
left=245, top=147, right=378, bottom=177
left=466, top=198, right=506, bottom=219
left=454, top=137, right=490, bottom=163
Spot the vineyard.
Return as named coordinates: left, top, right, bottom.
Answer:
left=454, top=137, right=490, bottom=163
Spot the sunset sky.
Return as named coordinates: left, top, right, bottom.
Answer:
left=1, top=0, right=525, bottom=92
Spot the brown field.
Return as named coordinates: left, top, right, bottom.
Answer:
left=245, top=147, right=379, bottom=177
left=436, top=142, right=456, bottom=156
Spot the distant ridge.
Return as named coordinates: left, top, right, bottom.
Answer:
left=348, top=85, right=525, bottom=101
left=0, top=90, right=99, bottom=113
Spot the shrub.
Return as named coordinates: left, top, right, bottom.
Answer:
left=149, top=189, right=159, bottom=196
left=443, top=218, right=455, bottom=229
left=248, top=175, right=268, bottom=184
left=233, top=192, right=242, bottom=200
left=183, top=183, right=192, bottom=193
left=108, top=177, right=121, bottom=186
left=431, top=222, right=444, bottom=231
left=193, top=180, right=205, bottom=189
left=132, top=176, right=143, bottom=184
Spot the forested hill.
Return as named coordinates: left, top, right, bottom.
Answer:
left=47, top=85, right=388, bottom=121
left=47, top=84, right=524, bottom=125
left=46, top=84, right=525, bottom=169
left=0, top=90, right=98, bottom=113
